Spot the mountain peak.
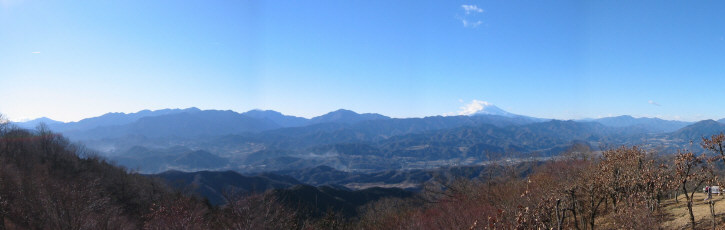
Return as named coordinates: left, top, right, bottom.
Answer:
left=181, top=107, right=201, bottom=113
left=242, top=109, right=308, bottom=127
left=244, top=109, right=284, bottom=116
left=473, top=104, right=515, bottom=117
left=670, top=119, right=725, bottom=141
left=311, top=109, right=389, bottom=124
left=692, top=119, right=719, bottom=126
left=13, top=117, right=63, bottom=128
left=33, top=117, right=60, bottom=123
left=329, top=109, right=357, bottom=114
left=460, top=100, right=516, bottom=117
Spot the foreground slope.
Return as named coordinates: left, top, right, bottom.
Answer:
left=0, top=124, right=189, bottom=229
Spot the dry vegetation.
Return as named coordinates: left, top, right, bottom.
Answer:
left=661, top=193, right=725, bottom=229
left=348, top=137, right=725, bottom=230
left=0, top=116, right=300, bottom=229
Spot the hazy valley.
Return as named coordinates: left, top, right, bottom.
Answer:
left=14, top=106, right=720, bottom=188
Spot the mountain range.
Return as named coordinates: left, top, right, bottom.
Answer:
left=13, top=105, right=725, bottom=176
left=587, top=115, right=692, bottom=133
left=16, top=106, right=705, bottom=138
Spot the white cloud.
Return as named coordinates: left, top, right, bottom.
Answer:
left=461, top=5, right=483, bottom=14
left=462, top=19, right=483, bottom=28
left=31, top=51, right=40, bottom=54
left=648, top=100, right=661, bottom=106
left=458, top=99, right=491, bottom=115
left=459, top=5, right=484, bottom=28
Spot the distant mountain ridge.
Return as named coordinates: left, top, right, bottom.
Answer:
left=14, top=117, right=63, bottom=129
left=310, top=109, right=390, bottom=124
left=112, top=146, right=229, bottom=173
left=15, top=106, right=725, bottom=174
left=17, top=107, right=705, bottom=138
left=591, top=115, right=692, bottom=133
left=15, top=108, right=199, bottom=131
left=669, top=120, right=725, bottom=141
left=16, top=107, right=392, bottom=140
left=242, top=109, right=308, bottom=127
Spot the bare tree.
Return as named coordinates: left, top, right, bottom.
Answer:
left=702, top=133, right=725, bottom=164
left=216, top=193, right=299, bottom=230
left=701, top=134, right=725, bottom=230
left=674, top=150, right=712, bottom=230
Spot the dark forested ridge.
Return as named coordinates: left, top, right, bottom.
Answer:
left=154, top=170, right=302, bottom=206
left=0, top=122, right=182, bottom=228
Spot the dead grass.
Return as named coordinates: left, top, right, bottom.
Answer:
left=660, top=192, right=725, bottom=229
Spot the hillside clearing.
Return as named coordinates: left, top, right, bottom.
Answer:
left=660, top=192, right=725, bottom=229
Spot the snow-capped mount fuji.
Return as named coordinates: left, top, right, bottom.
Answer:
left=459, top=100, right=518, bottom=117
left=472, top=103, right=517, bottom=117
left=460, top=100, right=548, bottom=123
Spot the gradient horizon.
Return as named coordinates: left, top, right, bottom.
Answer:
left=2, top=1, right=725, bottom=122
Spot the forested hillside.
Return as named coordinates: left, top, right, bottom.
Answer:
left=0, top=119, right=421, bottom=229
left=0, top=119, right=303, bottom=229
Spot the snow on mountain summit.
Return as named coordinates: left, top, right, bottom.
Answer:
left=458, top=100, right=516, bottom=117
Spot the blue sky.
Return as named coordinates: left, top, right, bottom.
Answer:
left=1, top=0, right=724, bottom=122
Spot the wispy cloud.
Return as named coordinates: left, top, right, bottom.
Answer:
left=459, top=5, right=484, bottom=28
left=31, top=51, right=40, bottom=54
left=458, top=99, right=492, bottom=115
left=461, top=5, right=484, bottom=14
left=648, top=100, right=661, bottom=106
left=462, top=19, right=483, bottom=28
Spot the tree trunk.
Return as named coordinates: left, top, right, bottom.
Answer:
left=688, top=201, right=696, bottom=230
left=589, top=197, right=596, bottom=230
left=555, top=199, right=563, bottom=230
left=676, top=190, right=680, bottom=203
left=610, top=194, right=618, bottom=210
left=684, top=186, right=696, bottom=230
left=571, top=197, right=581, bottom=230
left=710, top=199, right=716, bottom=230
